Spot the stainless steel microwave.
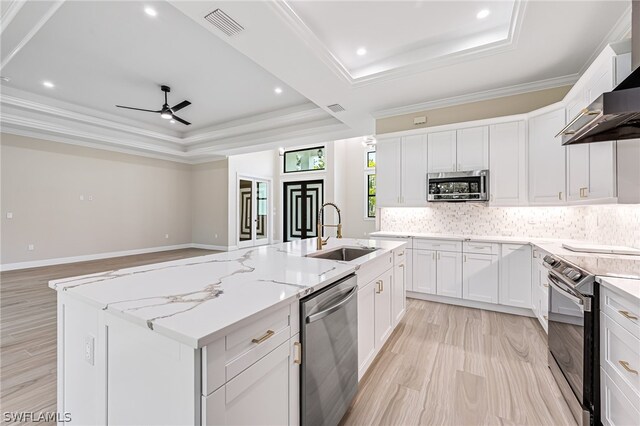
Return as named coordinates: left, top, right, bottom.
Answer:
left=427, top=170, right=489, bottom=202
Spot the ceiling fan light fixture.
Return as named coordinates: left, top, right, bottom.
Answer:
left=160, top=110, right=173, bottom=119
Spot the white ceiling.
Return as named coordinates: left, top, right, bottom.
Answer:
left=0, top=0, right=633, bottom=162
left=1, top=1, right=308, bottom=133
left=290, top=1, right=517, bottom=79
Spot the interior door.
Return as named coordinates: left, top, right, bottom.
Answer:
left=283, top=180, right=324, bottom=242
left=238, top=177, right=270, bottom=248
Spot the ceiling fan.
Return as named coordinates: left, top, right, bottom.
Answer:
left=116, top=85, right=191, bottom=125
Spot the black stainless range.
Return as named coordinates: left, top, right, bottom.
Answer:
left=543, top=254, right=599, bottom=426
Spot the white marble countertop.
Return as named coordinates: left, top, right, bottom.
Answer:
left=597, top=276, right=640, bottom=304
left=49, top=238, right=406, bottom=348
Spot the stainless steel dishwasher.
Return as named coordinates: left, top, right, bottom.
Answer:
left=300, top=273, right=358, bottom=426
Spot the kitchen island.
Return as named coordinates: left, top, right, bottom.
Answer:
left=51, top=238, right=407, bottom=425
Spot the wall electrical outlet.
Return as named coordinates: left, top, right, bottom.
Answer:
left=214, top=233, right=218, bottom=239
left=165, top=234, right=169, bottom=239
left=27, top=244, right=34, bottom=251
left=413, top=116, right=427, bottom=125
left=84, top=335, right=95, bottom=365
left=6, top=212, right=13, bottom=219
left=88, top=195, right=93, bottom=201
left=79, top=195, right=84, bottom=201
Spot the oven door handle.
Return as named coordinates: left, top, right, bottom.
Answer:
left=548, top=274, right=591, bottom=312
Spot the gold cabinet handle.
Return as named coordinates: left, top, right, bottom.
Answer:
left=619, top=310, right=638, bottom=321
left=399, top=264, right=405, bottom=268
left=432, top=252, right=436, bottom=260
left=437, top=252, right=441, bottom=260
left=543, top=283, right=549, bottom=288
left=558, top=191, right=563, bottom=200
left=543, top=315, right=548, bottom=321
left=375, top=280, right=382, bottom=293
left=619, top=360, right=639, bottom=375
left=251, top=330, right=275, bottom=344
left=398, top=252, right=404, bottom=256
left=464, top=255, right=467, bottom=262
left=293, top=342, right=302, bottom=365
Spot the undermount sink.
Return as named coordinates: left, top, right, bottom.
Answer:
left=307, top=246, right=378, bottom=262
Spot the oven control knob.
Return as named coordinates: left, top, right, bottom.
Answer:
left=568, top=270, right=582, bottom=281
left=543, top=255, right=557, bottom=266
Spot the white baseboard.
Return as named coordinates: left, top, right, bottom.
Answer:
left=0, top=243, right=233, bottom=272
left=407, top=291, right=535, bottom=317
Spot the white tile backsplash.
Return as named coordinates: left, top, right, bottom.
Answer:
left=380, top=204, right=640, bottom=248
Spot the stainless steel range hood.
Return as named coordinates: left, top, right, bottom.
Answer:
left=558, top=2, right=640, bottom=145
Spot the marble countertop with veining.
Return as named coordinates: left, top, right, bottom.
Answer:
left=49, top=238, right=406, bottom=348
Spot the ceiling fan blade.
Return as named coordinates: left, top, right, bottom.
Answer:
left=172, top=115, right=191, bottom=126
left=116, top=105, right=161, bottom=113
left=171, top=100, right=191, bottom=112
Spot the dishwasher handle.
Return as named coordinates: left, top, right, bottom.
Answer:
left=306, top=286, right=357, bottom=324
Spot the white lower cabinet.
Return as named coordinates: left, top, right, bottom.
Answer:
left=203, top=340, right=293, bottom=425
left=436, top=251, right=463, bottom=298
left=499, top=244, right=532, bottom=308
left=413, top=249, right=437, bottom=294
left=462, top=253, right=499, bottom=304
left=357, top=260, right=396, bottom=379
left=374, top=269, right=393, bottom=349
left=600, top=285, right=640, bottom=426
left=392, top=260, right=407, bottom=325
left=357, top=279, right=376, bottom=378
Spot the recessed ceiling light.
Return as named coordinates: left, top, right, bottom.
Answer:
left=477, top=9, right=490, bottom=19
left=356, top=47, right=367, bottom=56
left=274, top=87, right=283, bottom=94
left=144, top=7, right=157, bottom=17
left=42, top=81, right=55, bottom=88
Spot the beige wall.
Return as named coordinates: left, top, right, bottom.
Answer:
left=191, top=160, right=229, bottom=247
left=376, top=85, right=571, bottom=134
left=1, top=133, right=193, bottom=264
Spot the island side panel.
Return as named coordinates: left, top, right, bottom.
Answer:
left=104, top=312, right=200, bottom=425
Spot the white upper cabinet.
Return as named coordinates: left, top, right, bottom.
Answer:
left=456, top=126, right=489, bottom=171
left=427, top=127, right=488, bottom=173
left=401, top=134, right=428, bottom=205
left=427, top=130, right=457, bottom=173
left=376, top=136, right=402, bottom=206
left=376, top=135, right=427, bottom=206
left=489, top=121, right=527, bottom=206
left=528, top=108, right=567, bottom=205
left=565, top=46, right=626, bottom=204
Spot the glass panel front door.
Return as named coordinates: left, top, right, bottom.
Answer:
left=238, top=178, right=270, bottom=247
left=283, top=180, right=324, bottom=242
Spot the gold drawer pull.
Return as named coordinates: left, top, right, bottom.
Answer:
left=543, top=283, right=550, bottom=288
left=619, top=310, right=639, bottom=321
left=619, top=360, right=639, bottom=375
left=293, top=342, right=302, bottom=365
left=251, top=330, right=275, bottom=344
left=398, top=252, right=404, bottom=256
left=543, top=315, right=548, bottom=321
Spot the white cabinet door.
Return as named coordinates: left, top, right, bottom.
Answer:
left=428, top=131, right=456, bottom=173
left=462, top=253, right=499, bottom=304
left=392, top=261, right=406, bottom=326
left=499, top=244, right=532, bottom=308
left=376, top=137, right=402, bottom=206
left=529, top=108, right=567, bottom=205
left=588, top=141, right=617, bottom=201
left=567, top=144, right=590, bottom=201
left=413, top=250, right=437, bottom=294
left=436, top=251, right=463, bottom=298
left=401, top=134, right=428, bottom=205
left=489, top=121, right=526, bottom=205
left=374, top=270, right=393, bottom=348
left=357, top=280, right=376, bottom=377
left=456, top=126, right=489, bottom=171
left=219, top=341, right=291, bottom=426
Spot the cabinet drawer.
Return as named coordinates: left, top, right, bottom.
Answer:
left=356, top=252, right=393, bottom=288
left=602, top=287, right=640, bottom=340
left=414, top=239, right=462, bottom=252
left=601, top=367, right=640, bottom=426
left=601, top=312, right=640, bottom=399
left=463, top=241, right=499, bottom=255
left=225, top=305, right=291, bottom=380
left=394, top=248, right=407, bottom=265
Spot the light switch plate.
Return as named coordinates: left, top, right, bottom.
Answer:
left=6, top=212, right=12, bottom=219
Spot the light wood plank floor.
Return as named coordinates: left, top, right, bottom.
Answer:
left=0, top=248, right=218, bottom=423
left=341, top=298, right=577, bottom=426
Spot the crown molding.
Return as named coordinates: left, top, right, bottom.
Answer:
left=271, top=0, right=526, bottom=88
left=0, top=0, right=26, bottom=34
left=578, top=4, right=632, bottom=76
left=371, top=73, right=578, bottom=119
left=1, top=0, right=65, bottom=69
